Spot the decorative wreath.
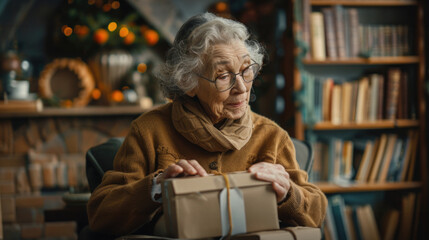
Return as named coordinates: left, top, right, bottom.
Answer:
left=39, top=58, right=95, bottom=107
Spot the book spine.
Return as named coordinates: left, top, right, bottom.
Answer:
left=310, top=12, right=327, bottom=60
left=322, top=8, right=338, bottom=59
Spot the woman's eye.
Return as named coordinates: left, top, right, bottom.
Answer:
left=217, top=74, right=230, bottom=81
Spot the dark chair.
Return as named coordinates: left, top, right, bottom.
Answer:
left=79, top=137, right=314, bottom=239
left=79, top=138, right=124, bottom=240
left=291, top=138, right=314, bottom=174
left=85, top=137, right=124, bottom=192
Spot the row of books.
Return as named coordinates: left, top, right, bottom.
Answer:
left=309, top=5, right=411, bottom=60
left=325, top=193, right=419, bottom=240
left=300, top=68, right=415, bottom=125
left=310, top=130, right=418, bottom=184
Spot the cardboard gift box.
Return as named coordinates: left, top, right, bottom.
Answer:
left=230, top=227, right=322, bottom=240
left=161, top=172, right=279, bottom=239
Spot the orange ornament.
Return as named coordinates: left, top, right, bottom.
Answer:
left=91, top=88, right=102, bottom=100
left=76, top=25, right=89, bottom=37
left=144, top=29, right=159, bottom=46
left=123, top=32, right=135, bottom=45
left=93, top=28, right=109, bottom=45
left=111, top=90, right=124, bottom=102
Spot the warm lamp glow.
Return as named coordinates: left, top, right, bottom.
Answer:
left=119, top=27, right=129, bottom=38
left=108, top=22, right=117, bottom=32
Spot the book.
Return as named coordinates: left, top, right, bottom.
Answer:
left=381, top=208, right=399, bottom=240
left=385, top=68, right=401, bottom=120
left=355, top=140, right=374, bottom=182
left=344, top=206, right=357, bottom=240
left=330, top=195, right=352, bottom=240
left=0, top=99, right=43, bottom=113
left=368, top=74, right=380, bottom=122
left=398, top=131, right=414, bottom=181
left=406, top=132, right=419, bottom=181
left=325, top=199, right=339, bottom=240
left=322, top=7, right=338, bottom=59
left=376, top=74, right=385, bottom=120
left=347, top=8, right=360, bottom=58
left=398, top=193, right=416, bottom=239
left=333, top=5, right=346, bottom=58
left=322, top=78, right=334, bottom=122
left=355, top=77, right=369, bottom=123
left=331, top=84, right=342, bottom=125
left=368, top=134, right=387, bottom=183
left=397, top=71, right=409, bottom=119
left=385, top=138, right=403, bottom=182
left=342, top=141, right=353, bottom=180
left=341, top=82, right=352, bottom=124
left=310, top=12, right=326, bottom=60
left=356, top=205, right=381, bottom=240
left=377, top=134, right=397, bottom=182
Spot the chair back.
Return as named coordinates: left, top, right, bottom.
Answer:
left=85, top=137, right=314, bottom=192
left=291, top=138, right=314, bottom=174
left=85, top=137, right=124, bottom=192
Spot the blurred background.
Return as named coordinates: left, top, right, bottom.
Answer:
left=0, top=0, right=289, bottom=122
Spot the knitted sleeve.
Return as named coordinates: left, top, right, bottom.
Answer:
left=276, top=134, right=328, bottom=227
left=86, top=122, right=163, bottom=236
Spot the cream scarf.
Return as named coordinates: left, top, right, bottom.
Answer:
left=172, top=97, right=253, bottom=152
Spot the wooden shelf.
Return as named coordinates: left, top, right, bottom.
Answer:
left=306, top=119, right=420, bottom=130
left=302, top=56, right=419, bottom=65
left=0, top=105, right=157, bottom=118
left=316, top=181, right=422, bottom=194
left=311, top=0, right=417, bottom=6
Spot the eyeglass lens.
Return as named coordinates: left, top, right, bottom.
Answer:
left=215, top=64, right=259, bottom=91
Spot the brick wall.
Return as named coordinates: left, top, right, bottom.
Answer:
left=0, top=115, right=135, bottom=239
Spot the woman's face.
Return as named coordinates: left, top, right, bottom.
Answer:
left=187, top=41, right=253, bottom=124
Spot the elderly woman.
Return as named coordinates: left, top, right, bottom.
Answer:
left=87, top=12, right=327, bottom=237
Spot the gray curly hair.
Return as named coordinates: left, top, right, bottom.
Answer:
left=157, top=12, right=265, bottom=100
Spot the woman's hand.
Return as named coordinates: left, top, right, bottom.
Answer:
left=248, top=162, right=291, bottom=203
left=156, top=159, right=208, bottom=184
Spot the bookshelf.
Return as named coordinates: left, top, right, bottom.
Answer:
left=284, top=0, right=427, bottom=238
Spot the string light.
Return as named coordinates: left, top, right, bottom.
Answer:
left=108, top=22, right=117, bottom=32
left=64, top=27, right=73, bottom=36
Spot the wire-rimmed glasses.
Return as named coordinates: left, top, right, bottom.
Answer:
left=196, top=63, right=261, bottom=92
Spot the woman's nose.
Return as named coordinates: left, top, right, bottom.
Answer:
left=231, top=75, right=248, bottom=93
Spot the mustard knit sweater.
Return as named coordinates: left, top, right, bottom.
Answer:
left=87, top=103, right=327, bottom=236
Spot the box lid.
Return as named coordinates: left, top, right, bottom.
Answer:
left=166, top=172, right=270, bottom=195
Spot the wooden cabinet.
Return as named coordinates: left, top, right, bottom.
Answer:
left=284, top=0, right=427, bottom=238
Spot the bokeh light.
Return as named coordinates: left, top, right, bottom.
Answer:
left=108, top=22, right=117, bottom=32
